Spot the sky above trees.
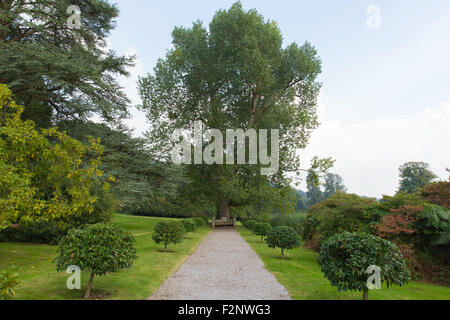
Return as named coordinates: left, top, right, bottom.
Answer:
left=107, top=0, right=450, bottom=198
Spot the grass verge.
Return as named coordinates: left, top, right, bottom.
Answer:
left=0, top=214, right=211, bottom=300
left=238, top=228, right=450, bottom=300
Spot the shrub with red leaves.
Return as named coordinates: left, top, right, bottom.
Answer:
left=374, top=206, right=421, bottom=240
left=421, top=181, right=450, bottom=209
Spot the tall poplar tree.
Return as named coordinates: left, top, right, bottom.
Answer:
left=139, top=2, right=325, bottom=219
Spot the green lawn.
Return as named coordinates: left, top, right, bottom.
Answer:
left=238, top=228, right=450, bottom=300
left=0, top=214, right=211, bottom=300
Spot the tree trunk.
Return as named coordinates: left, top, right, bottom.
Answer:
left=219, top=198, right=230, bottom=220
left=164, top=243, right=168, bottom=252
left=281, top=248, right=284, bottom=258
left=261, top=235, right=264, bottom=242
left=363, top=288, right=369, bottom=300
left=84, top=272, right=95, bottom=299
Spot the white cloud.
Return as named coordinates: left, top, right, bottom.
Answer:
left=299, top=99, right=450, bottom=198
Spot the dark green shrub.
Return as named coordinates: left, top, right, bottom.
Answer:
left=192, top=217, right=206, bottom=227
left=266, top=226, right=301, bottom=258
left=180, top=219, right=197, bottom=238
left=243, top=220, right=257, bottom=232
left=200, top=216, right=210, bottom=224
left=0, top=265, right=20, bottom=300
left=152, top=221, right=185, bottom=252
left=301, top=215, right=319, bottom=241
left=318, top=232, right=410, bottom=300
left=0, top=221, right=67, bottom=244
left=55, top=223, right=136, bottom=298
left=307, top=193, right=381, bottom=243
left=254, top=222, right=272, bottom=242
left=0, top=180, right=114, bottom=245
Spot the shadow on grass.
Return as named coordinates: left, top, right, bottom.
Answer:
left=155, top=249, right=178, bottom=253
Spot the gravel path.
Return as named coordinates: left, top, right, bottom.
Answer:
left=148, top=229, right=291, bottom=300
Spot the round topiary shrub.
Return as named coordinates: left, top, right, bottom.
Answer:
left=266, top=226, right=301, bottom=258
left=193, top=217, right=206, bottom=227
left=254, top=222, right=272, bottom=242
left=55, top=223, right=136, bottom=298
left=152, top=221, right=185, bottom=252
left=318, top=232, right=410, bottom=300
left=180, top=219, right=197, bottom=238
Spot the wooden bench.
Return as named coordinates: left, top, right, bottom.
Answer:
left=212, top=217, right=236, bottom=228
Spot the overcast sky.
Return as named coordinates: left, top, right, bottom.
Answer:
left=108, top=0, right=450, bottom=198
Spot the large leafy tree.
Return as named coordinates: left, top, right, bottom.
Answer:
left=0, top=0, right=134, bottom=127
left=306, top=169, right=323, bottom=207
left=322, top=173, right=346, bottom=199
left=0, top=84, right=111, bottom=229
left=398, top=162, right=437, bottom=194
left=138, top=2, right=324, bottom=219
left=59, top=121, right=186, bottom=215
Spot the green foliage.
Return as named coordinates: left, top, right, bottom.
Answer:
left=55, top=223, right=136, bottom=275
left=306, top=169, right=323, bottom=206
left=0, top=84, right=115, bottom=230
left=305, top=193, right=380, bottom=241
left=192, top=217, right=206, bottom=227
left=398, top=162, right=437, bottom=194
left=374, top=193, right=449, bottom=283
left=319, top=232, right=410, bottom=300
left=0, top=0, right=134, bottom=127
left=270, top=212, right=307, bottom=236
left=378, top=192, right=427, bottom=211
left=152, top=221, right=185, bottom=251
left=266, top=226, right=301, bottom=257
left=180, top=219, right=197, bottom=236
left=253, top=222, right=272, bottom=242
left=0, top=265, right=20, bottom=300
left=242, top=220, right=257, bottom=232
left=201, top=216, right=210, bottom=224
left=322, top=173, right=346, bottom=199
left=138, top=2, right=324, bottom=220
left=413, top=205, right=450, bottom=246
left=301, top=215, right=319, bottom=240
left=0, top=221, right=66, bottom=245
left=60, top=121, right=187, bottom=217
left=55, top=223, right=136, bottom=298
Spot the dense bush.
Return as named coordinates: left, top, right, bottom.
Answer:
left=318, top=232, right=410, bottom=300
left=55, top=223, right=136, bottom=298
left=152, top=221, right=185, bottom=252
left=180, top=219, right=197, bottom=238
left=254, top=222, right=272, bottom=242
left=0, top=221, right=67, bottom=244
left=266, top=226, right=301, bottom=258
left=192, top=217, right=206, bottom=227
left=269, top=212, right=307, bottom=236
left=0, top=84, right=116, bottom=231
left=312, top=193, right=379, bottom=238
left=0, top=265, right=20, bottom=300
left=0, top=180, right=115, bottom=244
left=303, top=193, right=380, bottom=249
left=242, top=220, right=257, bottom=232
left=373, top=203, right=450, bottom=283
left=242, top=220, right=258, bottom=232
